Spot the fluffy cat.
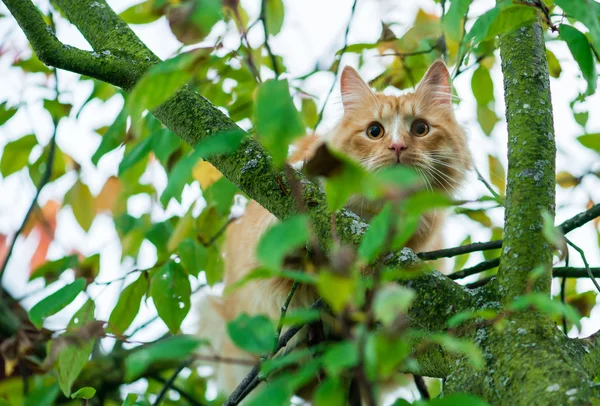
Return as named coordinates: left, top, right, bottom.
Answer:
left=197, top=60, right=472, bottom=399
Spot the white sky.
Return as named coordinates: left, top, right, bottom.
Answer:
left=0, top=0, right=599, bottom=393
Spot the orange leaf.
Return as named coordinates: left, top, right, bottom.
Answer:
left=96, top=176, right=121, bottom=213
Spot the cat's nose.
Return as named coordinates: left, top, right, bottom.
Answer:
left=389, top=143, right=407, bottom=159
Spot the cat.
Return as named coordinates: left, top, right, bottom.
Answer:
left=197, top=60, right=472, bottom=400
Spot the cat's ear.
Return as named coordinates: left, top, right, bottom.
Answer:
left=341, top=66, right=374, bottom=111
left=417, top=60, right=452, bottom=106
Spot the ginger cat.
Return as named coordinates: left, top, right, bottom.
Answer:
left=198, top=61, right=472, bottom=399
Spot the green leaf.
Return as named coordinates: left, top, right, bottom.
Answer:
left=555, top=0, right=600, bottom=56
left=471, top=65, right=494, bottom=106
left=0, top=102, right=18, bottom=125
left=255, top=79, right=305, bottom=166
left=446, top=309, right=498, bottom=328
left=546, top=49, right=562, bottom=79
left=56, top=300, right=96, bottom=397
left=127, top=51, right=200, bottom=131
left=256, top=214, right=309, bottom=270
left=71, top=387, right=96, bottom=399
left=92, top=106, right=128, bottom=165
left=167, top=0, right=222, bottom=44
left=317, top=271, right=356, bottom=314
left=323, top=341, right=359, bottom=376
left=477, top=104, right=499, bottom=136
left=151, top=127, right=182, bottom=164
left=577, top=133, right=600, bottom=152
left=442, top=0, right=473, bottom=42
left=119, top=134, right=154, bottom=175
left=29, top=278, right=86, bottom=329
left=488, top=154, right=506, bottom=196
left=43, top=99, right=72, bottom=122
left=265, top=0, right=284, bottom=36
left=373, top=285, right=415, bottom=327
left=125, top=335, right=206, bottom=381
left=559, top=24, right=597, bottom=96
left=246, top=379, right=291, bottom=406
left=428, top=393, right=490, bottom=406
left=120, top=0, right=163, bottom=24
left=150, top=261, right=191, bottom=333
left=0, top=134, right=37, bottom=177
left=122, top=394, right=138, bottom=406
left=314, top=377, right=345, bottom=406
left=358, top=204, right=393, bottom=263
left=574, top=111, right=589, bottom=128
left=30, top=255, right=79, bottom=284
left=65, top=180, right=95, bottom=232
left=509, top=293, right=581, bottom=330
left=465, top=4, right=536, bottom=45
left=227, top=313, right=277, bottom=355
left=108, top=273, right=147, bottom=335
left=203, top=176, right=239, bottom=216
left=301, top=98, right=318, bottom=129
left=178, top=238, right=207, bottom=278
left=159, top=129, right=244, bottom=206
left=281, top=308, right=321, bottom=326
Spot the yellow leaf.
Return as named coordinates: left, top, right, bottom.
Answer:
left=4, top=358, right=18, bottom=376
left=192, top=160, right=222, bottom=189
left=317, top=271, right=356, bottom=313
left=556, top=171, right=580, bottom=188
left=488, top=155, right=506, bottom=196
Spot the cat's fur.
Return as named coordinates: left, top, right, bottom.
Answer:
left=197, top=61, right=472, bottom=398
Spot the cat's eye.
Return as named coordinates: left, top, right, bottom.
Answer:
left=366, top=122, right=385, bottom=139
left=410, top=119, right=429, bottom=137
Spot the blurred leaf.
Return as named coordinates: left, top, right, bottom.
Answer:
left=108, top=272, right=147, bottom=335
left=559, top=24, right=597, bottom=95
left=119, top=134, right=154, bottom=175
left=13, top=54, right=52, bottom=74
left=30, top=255, right=79, bottom=284
left=546, top=49, right=562, bottom=78
left=476, top=105, right=499, bottom=136
left=567, top=290, right=597, bottom=319
left=556, top=171, right=580, bottom=188
left=70, top=387, right=95, bottom=399
left=442, top=0, right=473, bottom=42
left=167, top=0, right=222, bottom=44
left=204, top=245, right=224, bottom=285
left=29, top=278, right=86, bottom=329
left=43, top=99, right=72, bottom=122
left=127, top=51, right=202, bottom=130
left=428, top=393, right=490, bottom=406
left=577, top=133, right=600, bottom=152
left=453, top=236, right=471, bottom=272
left=429, top=333, right=484, bottom=369
left=323, top=341, right=358, bottom=376
left=92, top=106, right=128, bottom=165
left=465, top=4, right=536, bottom=45
left=23, top=383, right=60, bottom=406
left=57, top=300, right=96, bottom=397
left=555, top=0, right=600, bottom=55
left=0, top=134, right=37, bottom=177
left=178, top=238, right=207, bottom=278
left=317, top=271, right=356, bottom=313
left=257, top=215, right=309, bottom=270
left=255, top=79, right=305, bottom=166
left=373, top=285, right=415, bottom=327
left=509, top=292, right=581, bottom=330
left=471, top=65, right=494, bottom=106
left=95, top=176, right=121, bottom=213
left=301, top=98, right=318, bottom=129
left=0, top=102, right=18, bottom=125
left=542, top=210, right=567, bottom=258
left=65, top=180, right=95, bottom=232
left=265, top=0, right=284, bottom=35
left=122, top=394, right=138, bottom=406
left=365, top=332, right=410, bottom=379
left=314, top=377, right=345, bottom=406
left=151, top=260, right=191, bottom=333
left=488, top=155, right=506, bottom=195
left=203, top=176, right=238, bottom=216
left=246, top=379, right=291, bottom=406
left=358, top=204, right=393, bottom=263
left=151, top=128, right=181, bottom=165
left=167, top=209, right=196, bottom=253
left=120, top=0, right=164, bottom=24
left=125, top=335, right=206, bottom=381
left=281, top=308, right=321, bottom=326
left=446, top=309, right=498, bottom=328
left=193, top=160, right=222, bottom=189
left=227, top=313, right=276, bottom=355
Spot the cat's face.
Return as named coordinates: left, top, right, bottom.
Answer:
left=328, top=61, right=471, bottom=195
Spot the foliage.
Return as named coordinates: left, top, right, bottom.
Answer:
left=1, top=0, right=600, bottom=405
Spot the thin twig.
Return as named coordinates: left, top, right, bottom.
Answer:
left=313, top=0, right=359, bottom=130
left=475, top=167, right=502, bottom=201
left=275, top=281, right=298, bottom=343
left=565, top=237, right=600, bottom=293
left=449, top=258, right=500, bottom=280
left=378, top=47, right=436, bottom=59
left=418, top=203, right=600, bottom=261
left=0, top=70, right=59, bottom=298
left=153, top=359, right=192, bottom=406
left=150, top=370, right=204, bottom=406
left=260, top=0, right=280, bottom=78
